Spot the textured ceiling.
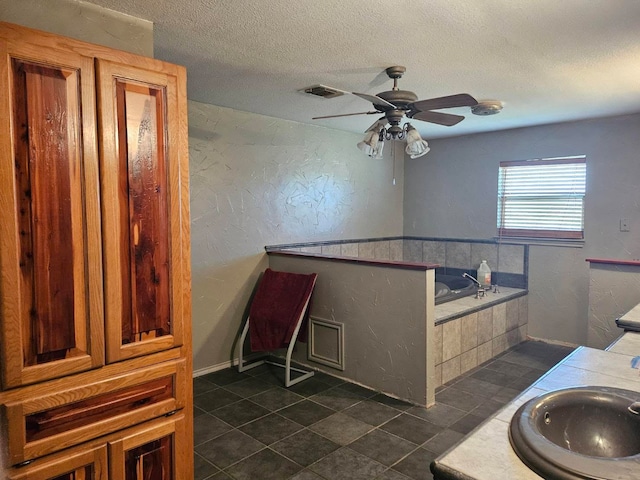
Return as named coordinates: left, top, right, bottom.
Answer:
left=84, top=0, right=640, bottom=139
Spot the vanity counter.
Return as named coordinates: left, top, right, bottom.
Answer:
left=431, top=331, right=640, bottom=480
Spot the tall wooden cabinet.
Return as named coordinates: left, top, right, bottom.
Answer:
left=0, top=22, right=193, bottom=479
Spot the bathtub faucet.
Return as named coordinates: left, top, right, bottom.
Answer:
left=462, top=273, right=481, bottom=287
left=462, top=273, right=487, bottom=298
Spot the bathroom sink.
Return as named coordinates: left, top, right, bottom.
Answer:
left=509, top=386, right=640, bottom=480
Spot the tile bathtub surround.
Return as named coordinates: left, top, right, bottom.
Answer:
left=266, top=237, right=527, bottom=276
left=269, top=237, right=529, bottom=291
left=433, top=296, right=528, bottom=387
left=193, top=341, right=573, bottom=480
left=402, top=238, right=423, bottom=263
left=434, top=287, right=527, bottom=323
left=423, top=241, right=446, bottom=266
left=340, top=242, right=359, bottom=258
left=444, top=242, right=472, bottom=270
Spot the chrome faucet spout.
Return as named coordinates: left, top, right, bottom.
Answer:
left=629, top=402, right=640, bottom=415
left=463, top=273, right=487, bottom=299
left=462, top=272, right=481, bottom=287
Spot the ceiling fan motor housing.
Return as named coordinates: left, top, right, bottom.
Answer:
left=377, top=90, right=418, bottom=108
left=378, top=66, right=418, bottom=110
left=384, top=109, right=407, bottom=126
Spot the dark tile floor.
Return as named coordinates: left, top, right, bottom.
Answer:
left=193, top=341, right=575, bottom=480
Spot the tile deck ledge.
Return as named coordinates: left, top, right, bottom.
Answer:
left=266, top=250, right=439, bottom=271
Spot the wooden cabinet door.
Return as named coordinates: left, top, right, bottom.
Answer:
left=97, top=59, right=188, bottom=364
left=0, top=27, right=105, bottom=389
left=8, top=444, right=107, bottom=480
left=108, top=414, right=188, bottom=480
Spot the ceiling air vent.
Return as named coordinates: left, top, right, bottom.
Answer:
left=300, top=84, right=345, bottom=99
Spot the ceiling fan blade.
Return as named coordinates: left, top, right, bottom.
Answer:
left=410, top=93, right=478, bottom=112
left=312, top=111, right=378, bottom=120
left=352, top=92, right=396, bottom=109
left=410, top=110, right=465, bottom=126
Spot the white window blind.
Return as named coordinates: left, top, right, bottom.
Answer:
left=497, top=156, right=586, bottom=239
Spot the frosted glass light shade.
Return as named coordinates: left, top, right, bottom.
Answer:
left=357, top=130, right=378, bottom=155
left=404, top=125, right=430, bottom=158
left=357, top=130, right=384, bottom=158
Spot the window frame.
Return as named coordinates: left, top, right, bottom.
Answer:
left=497, top=156, right=586, bottom=240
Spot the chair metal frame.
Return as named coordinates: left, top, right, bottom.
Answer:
left=236, top=275, right=316, bottom=387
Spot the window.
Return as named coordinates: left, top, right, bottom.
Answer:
left=497, top=156, right=586, bottom=239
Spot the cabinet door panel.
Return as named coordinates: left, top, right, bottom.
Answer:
left=7, top=444, right=107, bottom=480
left=109, top=414, right=187, bottom=480
left=117, top=81, right=171, bottom=343
left=98, top=60, right=186, bottom=363
left=0, top=38, right=104, bottom=388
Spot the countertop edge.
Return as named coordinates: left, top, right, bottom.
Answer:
left=586, top=258, right=640, bottom=267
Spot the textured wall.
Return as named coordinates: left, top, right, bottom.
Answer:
left=189, top=101, right=404, bottom=371
left=269, top=255, right=433, bottom=406
left=0, top=0, right=153, bottom=56
left=587, top=264, right=640, bottom=349
left=404, top=114, right=640, bottom=345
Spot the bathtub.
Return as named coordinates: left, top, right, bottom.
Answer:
left=435, top=274, right=477, bottom=305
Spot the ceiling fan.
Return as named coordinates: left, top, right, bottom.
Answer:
left=312, top=66, right=478, bottom=139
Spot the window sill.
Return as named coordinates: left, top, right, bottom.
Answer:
left=493, top=236, right=585, bottom=248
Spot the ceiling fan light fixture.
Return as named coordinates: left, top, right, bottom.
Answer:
left=357, top=129, right=384, bottom=158
left=404, top=124, right=430, bottom=158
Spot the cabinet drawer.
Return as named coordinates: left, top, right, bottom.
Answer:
left=3, top=359, right=187, bottom=465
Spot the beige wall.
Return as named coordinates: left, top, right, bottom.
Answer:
left=189, top=101, right=405, bottom=371
left=268, top=255, right=433, bottom=406
left=404, top=114, right=640, bottom=346
left=0, top=0, right=153, bottom=56
left=588, top=264, right=640, bottom=349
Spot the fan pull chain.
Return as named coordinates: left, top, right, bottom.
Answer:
left=392, top=141, right=397, bottom=186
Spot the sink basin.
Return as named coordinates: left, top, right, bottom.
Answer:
left=509, top=386, right=640, bottom=480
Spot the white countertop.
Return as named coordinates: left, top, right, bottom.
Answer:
left=433, top=331, right=640, bottom=479
left=618, top=302, right=640, bottom=324
left=606, top=331, right=640, bottom=357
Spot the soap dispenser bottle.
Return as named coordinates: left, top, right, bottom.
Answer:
left=477, top=260, right=492, bottom=287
